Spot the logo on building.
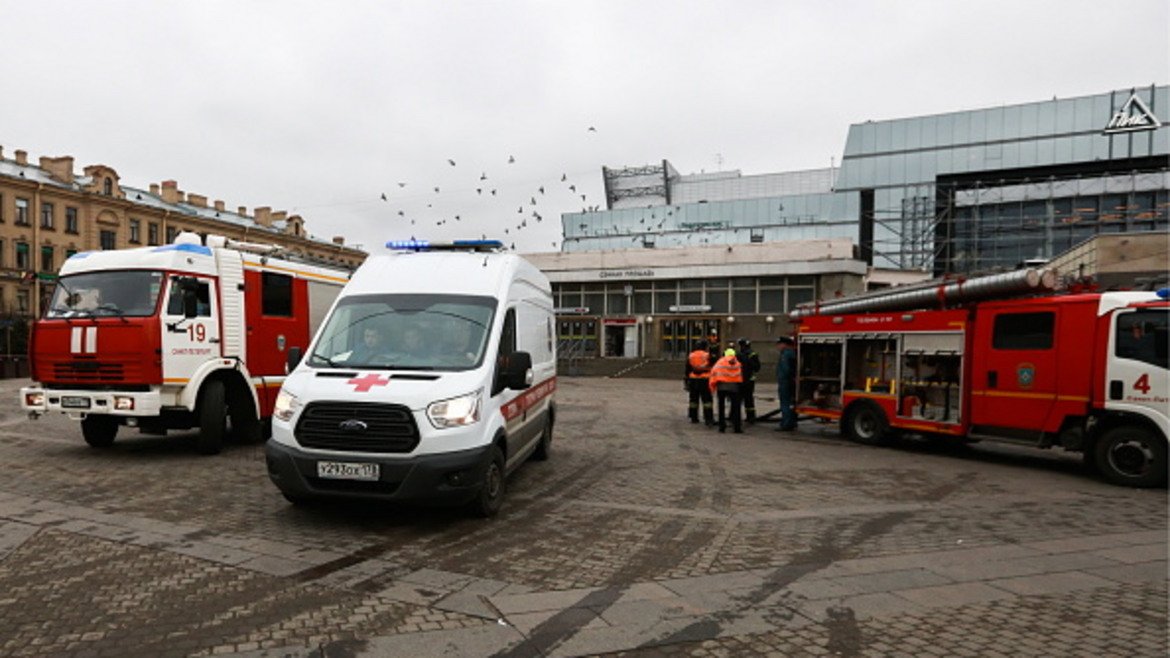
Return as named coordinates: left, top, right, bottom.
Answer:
left=1103, top=93, right=1162, bottom=134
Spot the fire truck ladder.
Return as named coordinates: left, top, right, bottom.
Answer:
left=789, top=268, right=1057, bottom=319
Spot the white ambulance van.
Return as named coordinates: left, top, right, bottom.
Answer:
left=265, top=240, right=556, bottom=516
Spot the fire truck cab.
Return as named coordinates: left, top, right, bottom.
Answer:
left=794, top=274, right=1168, bottom=488
left=21, top=232, right=350, bottom=454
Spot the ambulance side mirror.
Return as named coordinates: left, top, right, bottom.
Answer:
left=286, top=346, right=303, bottom=373
left=502, top=351, right=533, bottom=390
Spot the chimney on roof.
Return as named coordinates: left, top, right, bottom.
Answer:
left=238, top=206, right=247, bottom=216
left=254, top=206, right=272, bottom=226
left=149, top=183, right=159, bottom=195
left=187, top=193, right=208, bottom=208
left=272, top=211, right=287, bottom=223
left=214, top=200, right=225, bottom=212
left=15, top=150, right=27, bottom=165
left=332, top=236, right=345, bottom=246
left=39, top=156, right=75, bottom=184
left=160, top=180, right=182, bottom=204
left=0, top=146, right=5, bottom=159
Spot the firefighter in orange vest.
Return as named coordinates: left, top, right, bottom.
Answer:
left=708, top=348, right=744, bottom=433
left=685, top=340, right=715, bottom=425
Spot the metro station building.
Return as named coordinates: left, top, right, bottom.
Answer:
left=528, top=84, right=1169, bottom=359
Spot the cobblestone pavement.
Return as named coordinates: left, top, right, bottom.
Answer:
left=0, top=377, right=1165, bottom=657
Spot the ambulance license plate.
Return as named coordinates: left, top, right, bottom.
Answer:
left=61, top=396, right=91, bottom=409
left=316, top=461, right=379, bottom=481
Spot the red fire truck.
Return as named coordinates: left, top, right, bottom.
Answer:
left=21, top=233, right=351, bottom=454
left=791, top=269, right=1169, bottom=487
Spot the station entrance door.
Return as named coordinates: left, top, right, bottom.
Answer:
left=660, top=318, right=721, bottom=359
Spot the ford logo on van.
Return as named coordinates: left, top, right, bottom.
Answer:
left=338, top=419, right=368, bottom=433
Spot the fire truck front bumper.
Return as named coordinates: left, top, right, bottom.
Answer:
left=20, top=386, right=164, bottom=420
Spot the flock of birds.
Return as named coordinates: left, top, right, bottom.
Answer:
left=375, top=127, right=604, bottom=252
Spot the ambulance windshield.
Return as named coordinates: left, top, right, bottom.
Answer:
left=46, top=270, right=165, bottom=318
left=309, top=293, right=497, bottom=371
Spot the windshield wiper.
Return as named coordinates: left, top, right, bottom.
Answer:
left=309, top=352, right=341, bottom=368
left=95, top=303, right=130, bottom=323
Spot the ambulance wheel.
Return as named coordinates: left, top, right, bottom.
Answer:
left=81, top=415, right=119, bottom=448
left=531, top=416, right=554, bottom=462
left=844, top=401, right=893, bottom=447
left=1095, top=425, right=1167, bottom=488
left=469, top=445, right=506, bottom=518
left=197, top=380, right=227, bottom=455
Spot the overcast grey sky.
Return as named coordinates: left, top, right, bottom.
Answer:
left=2, top=1, right=1167, bottom=254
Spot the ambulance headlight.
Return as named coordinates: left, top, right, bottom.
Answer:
left=427, top=389, right=481, bottom=429
left=273, top=390, right=301, bottom=422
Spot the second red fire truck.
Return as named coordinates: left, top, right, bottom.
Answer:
left=21, top=232, right=352, bottom=454
left=791, top=269, right=1169, bottom=487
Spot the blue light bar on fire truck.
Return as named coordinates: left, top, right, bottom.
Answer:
left=385, top=239, right=505, bottom=252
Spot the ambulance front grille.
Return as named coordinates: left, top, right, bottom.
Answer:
left=294, top=402, right=420, bottom=454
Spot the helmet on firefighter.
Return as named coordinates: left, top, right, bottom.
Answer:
left=737, top=338, right=750, bottom=350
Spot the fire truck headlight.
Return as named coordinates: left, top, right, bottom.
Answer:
left=273, top=390, right=301, bottom=422
left=24, top=392, right=44, bottom=407
left=427, top=390, right=481, bottom=429
left=114, top=396, right=135, bottom=411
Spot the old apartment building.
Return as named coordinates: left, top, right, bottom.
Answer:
left=0, top=146, right=365, bottom=318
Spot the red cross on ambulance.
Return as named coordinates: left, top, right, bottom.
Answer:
left=348, top=373, right=390, bottom=392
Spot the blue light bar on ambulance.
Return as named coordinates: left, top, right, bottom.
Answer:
left=1157, top=288, right=1168, bottom=300
left=385, top=239, right=504, bottom=252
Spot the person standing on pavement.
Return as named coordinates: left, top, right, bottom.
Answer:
left=709, top=348, right=744, bottom=433
left=736, top=338, right=761, bottom=424
left=707, top=331, right=722, bottom=368
left=775, top=336, right=798, bottom=432
left=685, top=340, right=715, bottom=425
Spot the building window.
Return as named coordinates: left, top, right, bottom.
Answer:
left=0, top=239, right=5, bottom=268
left=65, top=248, right=76, bottom=260
left=15, top=242, right=30, bottom=270
left=100, top=230, right=117, bottom=251
left=17, top=289, right=29, bottom=314
left=129, top=219, right=141, bottom=243
left=65, top=207, right=78, bottom=233
left=166, top=227, right=178, bottom=243
left=40, top=246, right=53, bottom=272
left=0, top=193, right=4, bottom=222
left=40, top=202, right=54, bottom=229
left=148, top=222, right=160, bottom=245
left=15, top=198, right=29, bottom=226
left=103, top=178, right=113, bottom=195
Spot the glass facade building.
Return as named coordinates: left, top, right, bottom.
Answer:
left=562, top=85, right=1169, bottom=275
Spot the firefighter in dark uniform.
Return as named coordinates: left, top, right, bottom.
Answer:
left=684, top=340, right=715, bottom=425
left=736, top=338, right=762, bottom=423
left=707, top=331, right=721, bottom=368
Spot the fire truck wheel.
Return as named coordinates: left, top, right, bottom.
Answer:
left=1095, top=426, right=1168, bottom=488
left=81, top=415, right=119, bottom=448
left=844, top=401, right=893, bottom=447
left=468, top=445, right=506, bottom=518
left=196, top=380, right=227, bottom=456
